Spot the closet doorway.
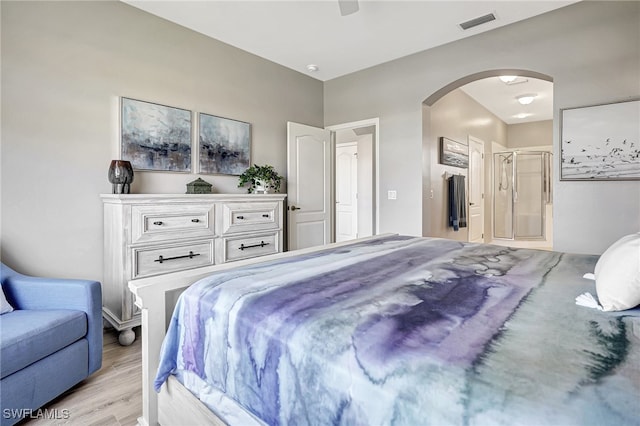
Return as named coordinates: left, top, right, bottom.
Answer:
left=332, top=124, right=376, bottom=242
left=287, top=119, right=379, bottom=250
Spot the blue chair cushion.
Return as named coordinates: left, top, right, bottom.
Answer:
left=0, top=310, right=87, bottom=379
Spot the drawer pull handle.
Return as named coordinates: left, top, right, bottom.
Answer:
left=191, top=218, right=200, bottom=223
left=154, top=251, right=201, bottom=264
left=239, top=241, right=269, bottom=251
left=153, top=221, right=163, bottom=226
left=237, top=215, right=245, bottom=220
left=262, top=214, right=270, bottom=218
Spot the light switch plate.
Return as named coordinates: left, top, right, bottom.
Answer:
left=388, top=190, right=397, bottom=200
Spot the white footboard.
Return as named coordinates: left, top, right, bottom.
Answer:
left=129, top=264, right=220, bottom=426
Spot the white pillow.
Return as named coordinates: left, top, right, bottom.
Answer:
left=1, top=284, right=14, bottom=314
left=595, top=232, right=640, bottom=311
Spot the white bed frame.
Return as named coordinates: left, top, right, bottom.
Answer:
left=129, top=236, right=387, bottom=426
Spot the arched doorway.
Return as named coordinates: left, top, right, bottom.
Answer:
left=422, top=69, right=554, bottom=249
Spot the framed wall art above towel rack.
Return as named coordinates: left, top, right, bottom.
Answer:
left=440, top=137, right=469, bottom=168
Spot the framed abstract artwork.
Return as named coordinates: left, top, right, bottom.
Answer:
left=198, top=113, right=251, bottom=175
left=560, top=99, right=640, bottom=180
left=440, top=137, right=468, bottom=168
left=120, top=97, right=192, bottom=172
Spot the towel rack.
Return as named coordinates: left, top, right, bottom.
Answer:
left=443, top=171, right=464, bottom=179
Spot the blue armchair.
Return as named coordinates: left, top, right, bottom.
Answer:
left=0, top=263, right=102, bottom=426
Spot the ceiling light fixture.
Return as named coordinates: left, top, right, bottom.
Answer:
left=499, top=75, right=517, bottom=83
left=306, top=64, right=319, bottom=72
left=516, top=94, right=536, bottom=105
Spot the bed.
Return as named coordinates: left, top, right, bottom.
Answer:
left=129, top=234, right=640, bottom=426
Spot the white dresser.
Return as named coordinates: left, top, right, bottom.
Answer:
left=101, top=193, right=286, bottom=345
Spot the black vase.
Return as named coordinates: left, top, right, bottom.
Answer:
left=108, top=160, right=134, bottom=194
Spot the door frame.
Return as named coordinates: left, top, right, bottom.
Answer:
left=335, top=142, right=359, bottom=242
left=326, top=118, right=380, bottom=237
left=467, top=135, right=485, bottom=243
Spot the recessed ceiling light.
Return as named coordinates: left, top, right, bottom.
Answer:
left=499, top=76, right=529, bottom=86
left=516, top=94, right=536, bottom=105
left=306, top=64, right=319, bottom=72
left=514, top=113, right=532, bottom=119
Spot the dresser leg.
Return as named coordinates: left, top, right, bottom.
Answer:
left=119, top=328, right=136, bottom=346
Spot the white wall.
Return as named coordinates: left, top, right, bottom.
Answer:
left=325, top=1, right=640, bottom=254
left=1, top=1, right=323, bottom=280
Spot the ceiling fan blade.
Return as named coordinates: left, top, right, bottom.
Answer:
left=338, top=0, right=359, bottom=16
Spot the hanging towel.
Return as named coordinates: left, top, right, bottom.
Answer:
left=448, top=175, right=467, bottom=231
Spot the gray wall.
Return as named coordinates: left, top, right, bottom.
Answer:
left=325, top=1, right=640, bottom=254
left=427, top=88, right=507, bottom=242
left=508, top=121, right=552, bottom=149
left=1, top=1, right=323, bottom=280
left=2, top=1, right=639, bottom=287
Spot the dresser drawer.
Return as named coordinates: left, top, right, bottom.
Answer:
left=132, top=203, right=215, bottom=243
left=220, top=201, right=280, bottom=235
left=132, top=240, right=214, bottom=278
left=221, top=232, right=279, bottom=263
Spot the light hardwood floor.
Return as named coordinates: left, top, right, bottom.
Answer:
left=24, top=329, right=142, bottom=426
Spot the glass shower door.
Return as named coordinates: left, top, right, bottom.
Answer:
left=493, top=152, right=514, bottom=239
left=494, top=151, right=548, bottom=241
left=514, top=152, right=545, bottom=239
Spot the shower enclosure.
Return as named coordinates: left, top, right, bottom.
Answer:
left=493, top=151, right=552, bottom=240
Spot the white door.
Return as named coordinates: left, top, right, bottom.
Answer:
left=327, top=118, right=379, bottom=237
left=336, top=143, right=358, bottom=242
left=468, top=136, right=485, bottom=243
left=287, top=122, right=332, bottom=250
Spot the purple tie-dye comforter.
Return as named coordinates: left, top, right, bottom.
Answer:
left=155, top=235, right=640, bottom=425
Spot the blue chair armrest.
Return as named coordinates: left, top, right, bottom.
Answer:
left=1, top=267, right=103, bottom=375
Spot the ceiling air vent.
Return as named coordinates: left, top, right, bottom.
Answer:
left=459, top=13, right=496, bottom=30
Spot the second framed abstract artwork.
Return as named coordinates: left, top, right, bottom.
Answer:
left=198, top=113, right=251, bottom=175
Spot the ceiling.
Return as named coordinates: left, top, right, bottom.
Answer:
left=461, top=76, right=553, bottom=124
left=122, top=0, right=570, bottom=124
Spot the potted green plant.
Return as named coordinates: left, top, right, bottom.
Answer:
left=238, top=164, right=283, bottom=194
